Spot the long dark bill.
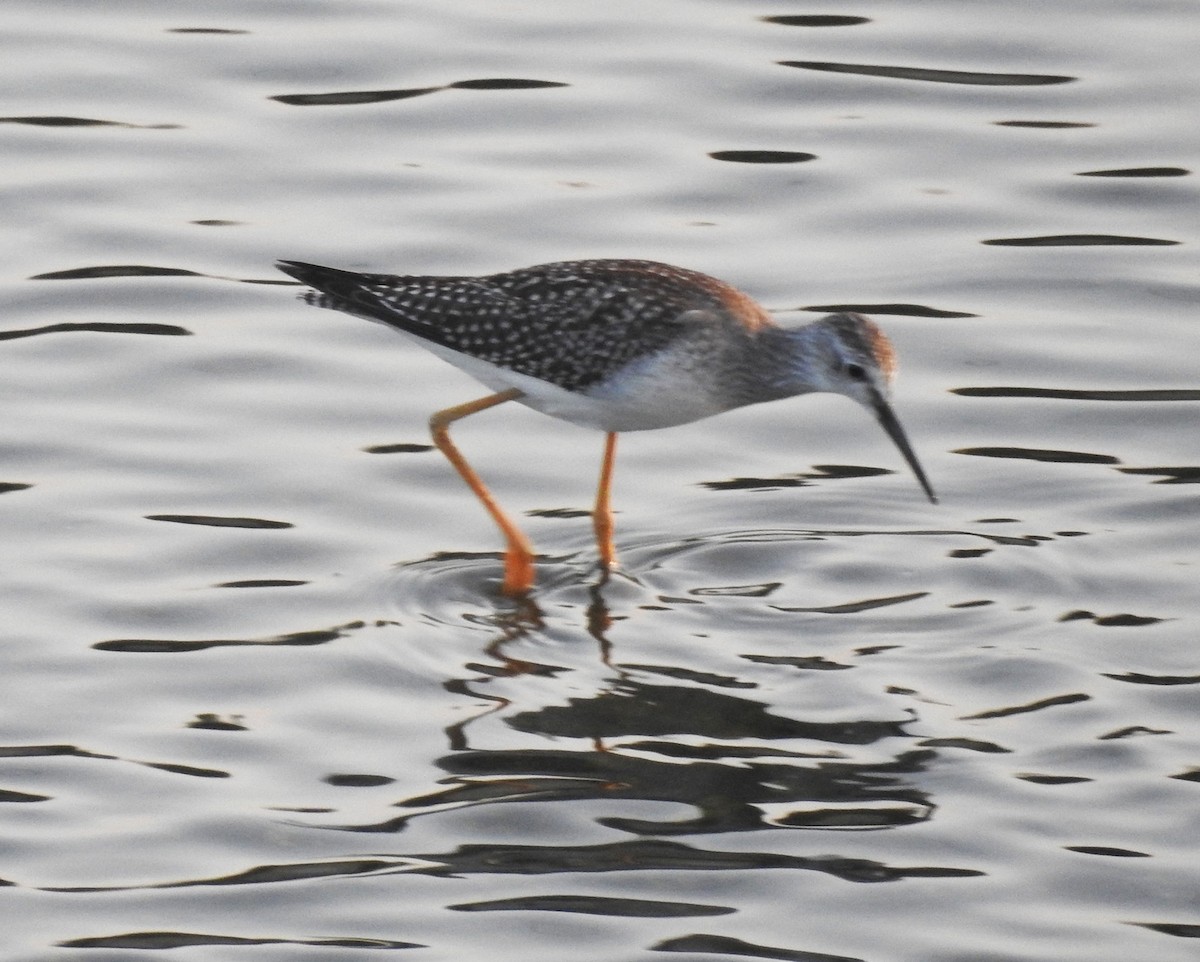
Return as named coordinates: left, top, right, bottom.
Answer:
left=870, top=389, right=937, bottom=504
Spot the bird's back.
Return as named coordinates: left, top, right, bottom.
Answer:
left=277, top=258, right=772, bottom=393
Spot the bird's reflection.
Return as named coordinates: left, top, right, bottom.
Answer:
left=336, top=575, right=938, bottom=844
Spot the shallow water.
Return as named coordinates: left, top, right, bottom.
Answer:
left=3, top=1, right=1199, bottom=960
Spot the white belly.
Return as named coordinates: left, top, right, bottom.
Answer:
left=408, top=335, right=736, bottom=432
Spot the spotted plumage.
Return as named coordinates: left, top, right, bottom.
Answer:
left=278, top=256, right=934, bottom=595
left=278, top=259, right=772, bottom=395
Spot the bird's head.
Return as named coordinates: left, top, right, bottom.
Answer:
left=804, top=312, right=937, bottom=504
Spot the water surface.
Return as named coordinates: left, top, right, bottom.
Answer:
left=3, top=2, right=1199, bottom=960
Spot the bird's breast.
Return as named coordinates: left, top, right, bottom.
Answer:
left=571, top=342, right=748, bottom=431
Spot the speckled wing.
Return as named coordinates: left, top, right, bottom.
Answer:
left=278, top=259, right=745, bottom=393
left=278, top=259, right=522, bottom=357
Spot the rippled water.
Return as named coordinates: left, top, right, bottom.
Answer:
left=3, top=1, right=1199, bottom=960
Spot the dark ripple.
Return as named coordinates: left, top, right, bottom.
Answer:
left=918, top=738, right=1010, bottom=753
left=1119, top=465, right=1200, bottom=484
left=956, top=446, right=1120, bottom=465
left=214, top=579, right=308, bottom=588
left=701, top=464, right=891, bottom=491
left=527, top=507, right=591, bottom=518
left=325, top=773, right=395, bottom=787
left=2, top=115, right=122, bottom=127
left=30, top=264, right=204, bottom=280
left=708, top=150, right=817, bottom=164
left=29, top=264, right=296, bottom=285
left=762, top=15, right=870, bottom=28
left=1098, top=726, right=1172, bottom=739
left=364, top=739, right=936, bottom=838
left=1102, top=672, right=1200, bottom=686
left=743, top=655, right=852, bottom=672
left=1127, top=923, right=1200, bottom=939
left=954, top=387, right=1200, bottom=401
left=186, top=714, right=248, bottom=731
left=449, top=79, right=569, bottom=90
left=771, top=591, right=928, bottom=615
left=505, top=682, right=910, bottom=744
left=94, top=620, right=365, bottom=653
left=961, top=693, right=1090, bottom=720
left=0, top=789, right=51, bottom=803
left=376, top=549, right=597, bottom=625
left=1076, top=166, right=1189, bottom=177
left=145, top=513, right=293, bottom=529
left=982, top=233, right=1179, bottom=246
left=626, top=741, right=824, bottom=762
left=779, top=61, right=1075, bottom=86
left=655, top=933, right=865, bottom=962
left=620, top=663, right=758, bottom=688
left=690, top=582, right=781, bottom=597
left=364, top=442, right=435, bottom=454
left=272, top=78, right=567, bottom=106
left=800, top=303, right=976, bottom=318
left=1065, top=845, right=1150, bottom=858
left=141, top=762, right=229, bottom=778
left=48, top=858, right=408, bottom=892
left=1059, top=610, right=1165, bottom=627
left=0, top=321, right=190, bottom=340
left=0, top=742, right=229, bottom=783
left=412, top=839, right=981, bottom=883
left=166, top=27, right=250, bottom=34
left=633, top=525, right=1064, bottom=557
left=764, top=805, right=928, bottom=830
left=0, top=115, right=181, bottom=129
left=272, top=87, right=442, bottom=106
left=0, top=744, right=112, bottom=759
left=59, top=932, right=419, bottom=950
left=995, top=120, right=1096, bottom=128
left=448, top=894, right=735, bottom=917
left=398, top=774, right=608, bottom=811
left=42, top=839, right=981, bottom=892
left=393, top=526, right=954, bottom=632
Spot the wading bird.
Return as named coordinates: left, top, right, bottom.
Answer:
left=278, top=258, right=936, bottom=596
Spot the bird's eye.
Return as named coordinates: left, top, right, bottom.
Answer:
left=844, top=362, right=867, bottom=381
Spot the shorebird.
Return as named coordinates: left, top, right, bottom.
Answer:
left=277, top=258, right=935, bottom=596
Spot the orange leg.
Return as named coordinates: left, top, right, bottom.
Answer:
left=593, top=432, right=619, bottom=571
left=429, top=389, right=535, bottom=597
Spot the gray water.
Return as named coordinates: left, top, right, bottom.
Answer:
left=3, top=2, right=1199, bottom=960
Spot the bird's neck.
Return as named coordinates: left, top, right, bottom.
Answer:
left=731, top=325, right=828, bottom=404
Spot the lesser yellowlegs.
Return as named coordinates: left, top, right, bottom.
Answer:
left=277, top=258, right=936, bottom=596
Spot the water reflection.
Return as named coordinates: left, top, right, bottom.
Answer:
left=708, top=150, right=816, bottom=164
left=1076, top=166, right=1189, bottom=178
left=449, top=893, right=734, bottom=917
left=94, top=620, right=364, bottom=653
left=270, top=78, right=568, bottom=107
left=47, top=834, right=979, bottom=894
left=0, top=115, right=181, bottom=128
left=761, top=15, right=870, bottom=28
left=59, top=932, right=420, bottom=950
left=982, top=233, right=1179, bottom=246
left=653, top=933, right=866, bottom=961
left=954, top=386, right=1200, bottom=401
left=778, top=61, right=1075, bottom=85
left=317, top=581, right=946, bottom=854
left=0, top=321, right=189, bottom=341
